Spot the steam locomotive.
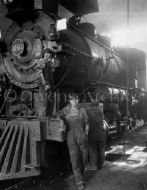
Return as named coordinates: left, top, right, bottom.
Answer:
left=0, top=0, right=146, bottom=180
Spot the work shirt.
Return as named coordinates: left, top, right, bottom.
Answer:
left=60, top=104, right=88, bottom=132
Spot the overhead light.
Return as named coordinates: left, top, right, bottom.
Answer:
left=110, top=25, right=147, bottom=48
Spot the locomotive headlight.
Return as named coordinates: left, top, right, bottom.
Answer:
left=56, top=18, right=67, bottom=31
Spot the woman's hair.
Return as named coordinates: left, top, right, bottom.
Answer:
left=68, top=92, right=79, bottom=100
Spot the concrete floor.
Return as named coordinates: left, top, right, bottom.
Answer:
left=2, top=125, right=147, bottom=190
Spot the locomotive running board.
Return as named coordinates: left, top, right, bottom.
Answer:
left=0, top=119, right=42, bottom=180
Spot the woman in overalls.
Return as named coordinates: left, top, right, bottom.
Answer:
left=60, top=93, right=89, bottom=190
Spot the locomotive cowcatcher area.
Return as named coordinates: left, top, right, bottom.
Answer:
left=1, top=124, right=147, bottom=190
